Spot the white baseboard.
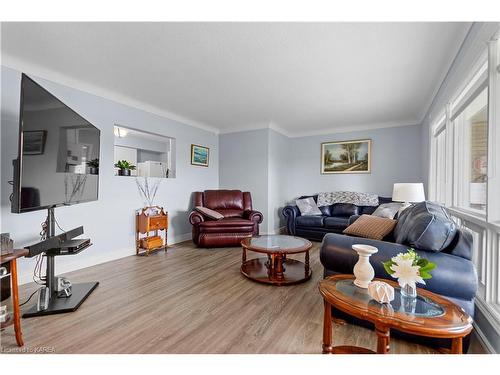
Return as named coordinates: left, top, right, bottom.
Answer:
left=17, top=232, right=192, bottom=285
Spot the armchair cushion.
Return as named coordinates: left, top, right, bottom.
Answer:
left=195, top=206, right=224, bottom=220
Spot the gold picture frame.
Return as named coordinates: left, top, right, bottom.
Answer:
left=321, top=139, right=371, bottom=174
left=191, top=144, right=210, bottom=167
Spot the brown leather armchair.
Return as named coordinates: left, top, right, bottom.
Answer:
left=189, top=190, right=264, bottom=247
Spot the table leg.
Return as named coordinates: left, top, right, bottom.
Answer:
left=305, top=250, right=310, bottom=276
left=451, top=337, right=463, bottom=354
left=375, top=326, right=390, bottom=354
left=322, top=300, right=333, bottom=353
left=275, top=254, right=284, bottom=280
left=242, top=247, right=247, bottom=263
left=11, top=259, right=24, bottom=347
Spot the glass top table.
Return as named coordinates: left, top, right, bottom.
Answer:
left=241, top=235, right=311, bottom=254
left=335, top=279, right=445, bottom=317
left=240, top=235, right=312, bottom=285
left=318, top=275, right=473, bottom=354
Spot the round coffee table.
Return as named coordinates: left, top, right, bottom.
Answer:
left=240, top=235, right=312, bottom=285
left=319, top=275, right=473, bottom=354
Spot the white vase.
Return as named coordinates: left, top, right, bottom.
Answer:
left=352, top=244, right=378, bottom=288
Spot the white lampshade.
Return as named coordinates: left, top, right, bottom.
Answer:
left=392, top=183, right=425, bottom=203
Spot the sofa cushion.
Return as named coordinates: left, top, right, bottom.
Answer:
left=204, top=190, right=244, bottom=210
left=324, top=217, right=349, bottom=230
left=343, top=214, right=397, bottom=240
left=296, top=197, right=322, bottom=216
left=394, top=201, right=457, bottom=252
left=216, top=209, right=244, bottom=218
left=372, top=202, right=404, bottom=219
left=318, top=205, right=332, bottom=216
left=296, top=215, right=325, bottom=227
left=199, top=218, right=254, bottom=233
left=331, top=203, right=358, bottom=217
left=195, top=206, right=224, bottom=220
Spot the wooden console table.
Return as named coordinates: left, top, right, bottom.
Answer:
left=135, top=206, right=168, bottom=256
left=1, top=248, right=28, bottom=347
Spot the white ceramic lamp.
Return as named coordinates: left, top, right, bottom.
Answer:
left=392, top=183, right=425, bottom=210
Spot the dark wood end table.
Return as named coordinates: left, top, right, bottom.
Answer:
left=1, top=248, right=29, bottom=347
left=319, top=275, right=473, bottom=354
left=240, top=235, right=312, bottom=286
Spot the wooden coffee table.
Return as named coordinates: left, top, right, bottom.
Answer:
left=319, top=275, right=473, bottom=354
left=240, top=235, right=312, bottom=285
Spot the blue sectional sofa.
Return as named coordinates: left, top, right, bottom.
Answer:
left=282, top=195, right=393, bottom=241
left=319, top=201, right=478, bottom=352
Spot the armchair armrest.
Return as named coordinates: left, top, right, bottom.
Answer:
left=189, top=211, right=205, bottom=225
left=243, top=210, right=264, bottom=224
left=282, top=205, right=301, bottom=235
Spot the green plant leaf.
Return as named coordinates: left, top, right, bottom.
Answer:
left=382, top=261, right=394, bottom=276
left=420, top=270, right=433, bottom=279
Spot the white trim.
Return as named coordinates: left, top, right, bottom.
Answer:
left=475, top=297, right=500, bottom=353
left=2, top=54, right=220, bottom=135
left=472, top=320, right=496, bottom=354
left=220, top=120, right=420, bottom=138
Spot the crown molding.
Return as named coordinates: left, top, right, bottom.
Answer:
left=1, top=54, right=220, bottom=135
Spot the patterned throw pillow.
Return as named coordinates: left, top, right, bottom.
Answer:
left=296, top=198, right=322, bottom=216
left=343, top=214, right=397, bottom=240
left=371, top=203, right=404, bottom=219
left=195, top=206, right=224, bottom=220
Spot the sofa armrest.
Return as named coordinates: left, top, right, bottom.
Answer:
left=282, top=205, right=301, bottom=235
left=320, top=233, right=478, bottom=302
left=243, top=210, right=264, bottom=224
left=189, top=211, right=205, bottom=225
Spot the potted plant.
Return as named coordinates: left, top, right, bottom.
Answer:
left=115, top=160, right=136, bottom=176
left=86, top=158, right=99, bottom=175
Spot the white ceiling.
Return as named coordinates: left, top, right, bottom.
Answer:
left=1, top=22, right=471, bottom=136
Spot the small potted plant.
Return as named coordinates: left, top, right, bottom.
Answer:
left=87, top=158, right=99, bottom=175
left=382, top=249, right=436, bottom=298
left=115, top=160, right=136, bottom=176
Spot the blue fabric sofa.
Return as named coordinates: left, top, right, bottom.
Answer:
left=319, top=201, right=478, bottom=352
left=282, top=195, right=393, bottom=241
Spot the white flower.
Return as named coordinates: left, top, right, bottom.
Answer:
left=391, top=251, right=416, bottom=264
left=390, top=259, right=425, bottom=289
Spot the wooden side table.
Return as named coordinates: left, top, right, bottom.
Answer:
left=1, top=249, right=29, bottom=347
left=319, top=275, right=473, bottom=354
left=135, top=206, right=168, bottom=256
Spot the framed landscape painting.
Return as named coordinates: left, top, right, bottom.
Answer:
left=321, top=139, right=371, bottom=174
left=191, top=144, right=210, bottom=167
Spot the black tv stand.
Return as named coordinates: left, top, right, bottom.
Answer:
left=22, top=207, right=99, bottom=318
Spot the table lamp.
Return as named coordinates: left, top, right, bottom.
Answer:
left=392, top=183, right=425, bottom=210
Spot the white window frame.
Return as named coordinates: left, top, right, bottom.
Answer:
left=428, top=33, right=500, bottom=331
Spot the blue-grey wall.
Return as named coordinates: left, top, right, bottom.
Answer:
left=219, top=129, right=270, bottom=231
left=287, top=124, right=424, bottom=200
left=219, top=124, right=424, bottom=233
left=1, top=66, right=219, bottom=283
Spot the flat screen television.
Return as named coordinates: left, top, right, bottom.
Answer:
left=11, top=74, right=100, bottom=213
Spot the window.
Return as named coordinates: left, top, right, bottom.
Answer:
left=452, top=88, right=488, bottom=214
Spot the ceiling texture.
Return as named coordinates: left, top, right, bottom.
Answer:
left=1, top=22, right=471, bottom=136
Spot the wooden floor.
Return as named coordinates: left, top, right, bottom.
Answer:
left=1, top=241, right=485, bottom=354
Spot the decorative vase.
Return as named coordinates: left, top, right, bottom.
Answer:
left=118, top=169, right=131, bottom=176
left=352, top=244, right=378, bottom=288
left=401, top=284, right=417, bottom=298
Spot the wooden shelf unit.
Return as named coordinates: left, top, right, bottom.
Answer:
left=135, top=206, right=168, bottom=256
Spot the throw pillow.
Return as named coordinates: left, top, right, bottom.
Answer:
left=296, top=197, right=322, bottom=216
left=343, top=214, right=397, bottom=241
left=371, top=202, right=404, bottom=219
left=195, top=206, right=224, bottom=220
